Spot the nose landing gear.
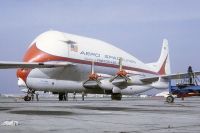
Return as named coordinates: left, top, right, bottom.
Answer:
left=23, top=89, right=35, bottom=101
left=24, top=95, right=31, bottom=101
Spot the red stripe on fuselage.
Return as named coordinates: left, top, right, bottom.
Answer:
left=17, top=43, right=158, bottom=82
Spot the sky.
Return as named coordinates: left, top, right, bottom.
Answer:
left=0, top=0, right=200, bottom=94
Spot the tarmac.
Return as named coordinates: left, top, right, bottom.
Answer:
left=0, top=95, right=200, bottom=133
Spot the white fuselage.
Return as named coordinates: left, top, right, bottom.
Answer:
left=17, top=31, right=160, bottom=95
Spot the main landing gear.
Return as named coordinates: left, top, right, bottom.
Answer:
left=58, top=93, right=68, bottom=101
left=82, top=92, right=85, bottom=101
left=111, top=93, right=122, bottom=101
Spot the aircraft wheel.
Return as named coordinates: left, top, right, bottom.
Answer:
left=24, top=95, right=31, bottom=101
left=111, top=93, right=122, bottom=101
left=166, top=95, right=174, bottom=103
left=59, top=93, right=64, bottom=101
left=58, top=93, right=68, bottom=101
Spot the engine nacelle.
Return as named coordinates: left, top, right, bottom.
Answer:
left=127, top=76, right=144, bottom=85
left=99, top=79, right=114, bottom=90
left=99, top=76, right=144, bottom=90
left=112, top=87, right=121, bottom=93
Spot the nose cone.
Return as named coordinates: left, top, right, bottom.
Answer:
left=16, top=41, right=69, bottom=82
left=18, top=76, right=27, bottom=88
left=16, top=43, right=41, bottom=84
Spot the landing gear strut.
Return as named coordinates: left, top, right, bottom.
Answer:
left=59, top=93, right=68, bottom=101
left=82, top=92, right=85, bottom=101
left=111, top=93, right=122, bottom=100
left=73, top=92, right=76, bottom=101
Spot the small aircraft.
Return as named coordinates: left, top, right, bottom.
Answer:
left=166, top=66, right=200, bottom=103
left=0, top=30, right=199, bottom=101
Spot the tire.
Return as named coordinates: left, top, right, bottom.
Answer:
left=59, top=93, right=63, bottom=101
left=24, top=95, right=31, bottom=101
left=111, top=93, right=122, bottom=101
left=166, top=95, right=174, bottom=103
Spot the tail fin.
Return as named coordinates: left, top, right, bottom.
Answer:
left=147, top=39, right=171, bottom=75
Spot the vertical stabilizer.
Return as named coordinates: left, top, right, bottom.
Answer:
left=147, top=39, right=171, bottom=75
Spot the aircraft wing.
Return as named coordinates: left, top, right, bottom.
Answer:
left=0, top=61, right=73, bottom=69
left=141, top=71, right=200, bottom=83
left=84, top=70, right=200, bottom=89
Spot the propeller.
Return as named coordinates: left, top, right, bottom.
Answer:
left=109, top=57, right=130, bottom=82
left=88, top=61, right=99, bottom=80
left=83, top=61, right=101, bottom=88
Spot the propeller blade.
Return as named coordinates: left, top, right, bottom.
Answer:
left=119, top=57, right=123, bottom=71
left=109, top=57, right=131, bottom=82
left=91, top=61, right=94, bottom=74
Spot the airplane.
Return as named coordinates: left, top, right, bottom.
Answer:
left=0, top=30, right=199, bottom=101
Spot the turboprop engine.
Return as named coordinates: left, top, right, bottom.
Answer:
left=98, top=78, right=115, bottom=90
left=83, top=59, right=146, bottom=91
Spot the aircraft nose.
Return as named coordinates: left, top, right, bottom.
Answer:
left=16, top=68, right=31, bottom=83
